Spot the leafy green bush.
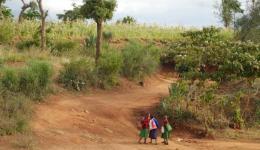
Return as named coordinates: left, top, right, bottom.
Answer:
left=59, top=58, right=95, bottom=91
left=103, top=31, right=113, bottom=41
left=96, top=50, right=123, bottom=89
left=122, top=42, right=160, bottom=81
left=161, top=27, right=260, bottom=83
left=50, top=40, right=78, bottom=56
left=156, top=79, right=259, bottom=134
left=0, top=68, right=19, bottom=92
left=19, top=60, right=53, bottom=100
left=16, top=40, right=38, bottom=50
left=0, top=60, right=53, bottom=100
left=85, top=34, right=96, bottom=48
left=0, top=93, right=31, bottom=136
left=0, top=20, right=15, bottom=44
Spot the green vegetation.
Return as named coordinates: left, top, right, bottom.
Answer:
left=0, top=93, right=31, bottom=136
left=0, top=59, right=53, bottom=135
left=0, top=0, right=259, bottom=140
left=80, top=0, right=117, bottom=63
left=156, top=79, right=259, bottom=136
left=0, top=60, right=53, bottom=100
left=59, top=58, right=95, bottom=91
left=122, top=42, right=160, bottom=81
left=161, top=27, right=259, bottom=83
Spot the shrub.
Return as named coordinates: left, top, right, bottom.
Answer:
left=103, top=31, right=113, bottom=41
left=0, top=60, right=53, bottom=101
left=19, top=60, right=53, bottom=100
left=50, top=40, right=78, bottom=56
left=16, top=40, right=38, bottom=50
left=59, top=58, right=95, bottom=91
left=0, top=68, right=19, bottom=92
left=122, top=42, right=160, bottom=81
left=85, top=34, right=96, bottom=48
left=96, top=50, right=123, bottom=89
left=0, top=20, right=15, bottom=44
left=0, top=93, right=31, bottom=136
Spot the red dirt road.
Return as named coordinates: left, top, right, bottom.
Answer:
left=1, top=75, right=259, bottom=150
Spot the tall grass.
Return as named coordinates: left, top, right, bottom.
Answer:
left=0, top=20, right=235, bottom=45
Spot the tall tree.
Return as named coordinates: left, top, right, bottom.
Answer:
left=219, top=0, right=243, bottom=28
left=18, top=0, right=38, bottom=22
left=36, top=0, right=47, bottom=50
left=80, top=0, right=117, bottom=64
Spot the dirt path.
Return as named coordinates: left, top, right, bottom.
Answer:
left=1, top=74, right=259, bottom=150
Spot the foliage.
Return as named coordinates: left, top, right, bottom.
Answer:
left=59, top=58, right=95, bottom=91
left=80, top=0, right=117, bottom=63
left=0, top=93, right=31, bottom=136
left=235, top=1, right=260, bottom=43
left=19, top=60, right=53, bottom=100
left=0, top=5, right=13, bottom=19
left=16, top=39, right=38, bottom=50
left=161, top=27, right=260, bottom=83
left=80, top=0, right=117, bottom=22
left=23, top=7, right=41, bottom=21
left=57, top=3, right=83, bottom=22
left=0, top=60, right=53, bottom=100
left=122, top=41, right=160, bottom=81
left=217, top=0, right=243, bottom=27
left=117, top=16, right=136, bottom=24
left=103, top=31, right=113, bottom=41
left=50, top=39, right=79, bottom=56
left=156, top=79, right=259, bottom=134
left=0, top=20, right=15, bottom=44
left=96, top=50, right=123, bottom=89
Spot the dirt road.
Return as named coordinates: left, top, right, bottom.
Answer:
left=1, top=74, right=259, bottom=150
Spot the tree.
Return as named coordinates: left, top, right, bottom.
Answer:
left=80, top=0, right=117, bottom=64
left=120, top=16, right=136, bottom=24
left=218, top=0, right=243, bottom=28
left=0, top=5, right=12, bottom=19
left=236, top=0, right=260, bottom=42
left=18, top=0, right=38, bottom=22
left=57, top=3, right=83, bottom=22
left=36, top=0, right=48, bottom=50
left=23, top=6, right=41, bottom=20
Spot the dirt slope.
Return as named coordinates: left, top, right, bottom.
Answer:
left=1, top=74, right=259, bottom=150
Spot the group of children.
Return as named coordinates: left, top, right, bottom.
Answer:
left=138, top=114, right=172, bottom=145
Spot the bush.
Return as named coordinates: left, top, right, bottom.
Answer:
left=19, top=60, right=53, bottom=100
left=0, top=60, right=53, bottom=101
left=161, top=27, right=260, bottom=83
left=103, top=31, right=113, bottom=41
left=0, top=93, right=31, bottom=136
left=96, top=50, right=123, bottom=89
left=16, top=40, right=38, bottom=50
left=0, top=68, right=19, bottom=92
left=85, top=34, right=96, bottom=48
left=0, top=20, right=15, bottom=44
left=59, top=58, right=95, bottom=91
left=50, top=40, right=78, bottom=56
left=122, top=42, right=160, bottom=81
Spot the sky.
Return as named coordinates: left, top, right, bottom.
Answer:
left=5, top=0, right=248, bottom=27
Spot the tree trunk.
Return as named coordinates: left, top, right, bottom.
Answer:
left=37, top=0, right=47, bottom=51
left=95, top=20, right=103, bottom=64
